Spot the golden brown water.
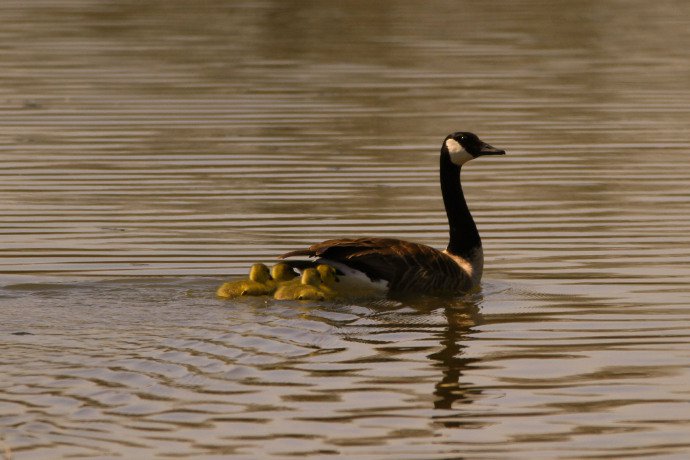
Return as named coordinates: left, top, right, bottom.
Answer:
left=2, top=1, right=690, bottom=458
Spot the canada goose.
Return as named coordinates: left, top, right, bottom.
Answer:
left=274, top=268, right=326, bottom=301
left=280, top=132, right=505, bottom=296
left=216, top=263, right=274, bottom=298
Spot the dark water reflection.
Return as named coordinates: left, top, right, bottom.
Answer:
left=2, top=0, right=690, bottom=458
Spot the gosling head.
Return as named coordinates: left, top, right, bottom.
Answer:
left=271, top=263, right=298, bottom=282
left=248, top=263, right=271, bottom=283
left=297, top=291, right=325, bottom=301
left=301, top=268, right=322, bottom=287
left=316, top=264, right=337, bottom=286
left=443, top=132, right=505, bottom=167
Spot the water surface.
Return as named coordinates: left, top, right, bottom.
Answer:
left=2, top=0, right=690, bottom=458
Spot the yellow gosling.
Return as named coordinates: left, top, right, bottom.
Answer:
left=271, top=262, right=299, bottom=283
left=274, top=268, right=325, bottom=301
left=316, top=264, right=339, bottom=299
left=294, top=268, right=327, bottom=301
left=216, top=263, right=273, bottom=298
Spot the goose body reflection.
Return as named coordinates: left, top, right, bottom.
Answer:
left=281, top=132, right=505, bottom=296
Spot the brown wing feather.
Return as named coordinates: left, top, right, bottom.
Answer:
left=280, top=238, right=472, bottom=294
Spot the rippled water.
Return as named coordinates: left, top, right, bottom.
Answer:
left=2, top=0, right=690, bottom=458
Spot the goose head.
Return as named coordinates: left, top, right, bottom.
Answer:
left=443, top=132, right=505, bottom=167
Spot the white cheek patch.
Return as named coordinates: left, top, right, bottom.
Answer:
left=445, top=138, right=473, bottom=165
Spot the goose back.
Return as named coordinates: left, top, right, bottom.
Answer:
left=281, top=237, right=475, bottom=295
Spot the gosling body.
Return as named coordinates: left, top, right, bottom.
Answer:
left=274, top=268, right=327, bottom=301
left=216, top=263, right=274, bottom=298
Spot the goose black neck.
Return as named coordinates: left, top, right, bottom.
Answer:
left=440, top=152, right=481, bottom=258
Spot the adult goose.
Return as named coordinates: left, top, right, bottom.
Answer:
left=280, top=132, right=505, bottom=296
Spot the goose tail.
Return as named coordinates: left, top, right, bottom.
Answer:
left=278, top=249, right=313, bottom=259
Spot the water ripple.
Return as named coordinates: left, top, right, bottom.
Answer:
left=3, top=0, right=690, bottom=458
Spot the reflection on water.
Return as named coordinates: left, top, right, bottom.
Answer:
left=2, top=0, right=690, bottom=458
